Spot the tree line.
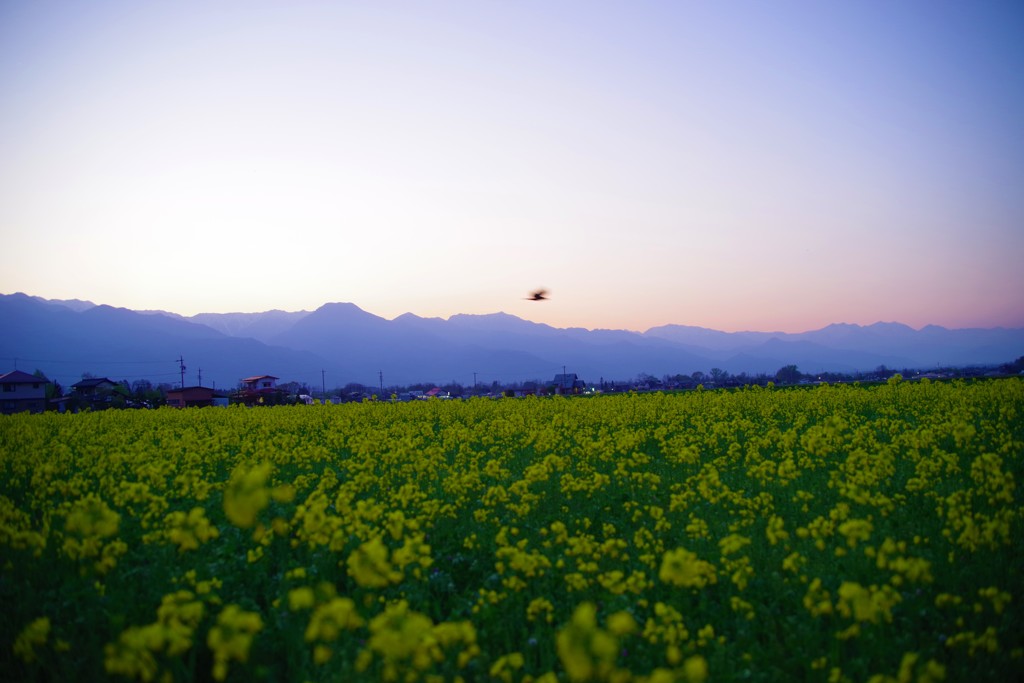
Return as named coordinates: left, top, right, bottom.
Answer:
left=24, top=356, right=1022, bottom=411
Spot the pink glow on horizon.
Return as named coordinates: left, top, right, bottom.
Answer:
left=1, top=2, right=1022, bottom=333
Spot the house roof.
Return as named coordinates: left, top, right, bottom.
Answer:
left=0, top=370, right=45, bottom=384
left=71, top=377, right=117, bottom=388
left=242, top=375, right=279, bottom=382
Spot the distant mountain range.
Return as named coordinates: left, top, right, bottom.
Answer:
left=2, top=292, right=1022, bottom=390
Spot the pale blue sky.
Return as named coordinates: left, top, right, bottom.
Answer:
left=2, top=1, right=1022, bottom=332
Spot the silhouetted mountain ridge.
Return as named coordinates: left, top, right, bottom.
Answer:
left=191, top=309, right=310, bottom=339
left=2, top=292, right=1021, bottom=389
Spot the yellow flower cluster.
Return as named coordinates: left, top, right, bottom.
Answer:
left=13, top=617, right=49, bottom=664
left=104, top=590, right=208, bottom=681
left=1, top=378, right=1021, bottom=681
left=207, top=605, right=263, bottom=681
left=834, top=581, right=902, bottom=639
left=658, top=548, right=717, bottom=589
left=61, top=494, right=126, bottom=574
left=555, top=602, right=626, bottom=682
left=867, top=651, right=946, bottom=683
left=289, top=581, right=364, bottom=664
left=0, top=496, right=47, bottom=557
left=164, top=507, right=219, bottom=552
left=222, top=462, right=272, bottom=529
left=355, top=600, right=479, bottom=681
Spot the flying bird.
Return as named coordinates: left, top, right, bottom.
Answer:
left=526, top=288, right=549, bottom=301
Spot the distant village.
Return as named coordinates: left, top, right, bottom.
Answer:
left=3, top=357, right=1022, bottom=415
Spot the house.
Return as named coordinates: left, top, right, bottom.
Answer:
left=236, top=374, right=284, bottom=406
left=242, top=375, right=279, bottom=392
left=0, top=370, right=48, bottom=414
left=71, top=377, right=119, bottom=396
left=512, top=381, right=542, bottom=397
left=552, top=373, right=586, bottom=395
left=166, top=386, right=229, bottom=408
left=68, top=377, right=128, bottom=410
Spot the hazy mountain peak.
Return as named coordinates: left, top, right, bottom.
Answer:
left=138, top=309, right=185, bottom=318
left=318, top=302, right=390, bottom=319
left=188, top=309, right=311, bottom=342
left=448, top=311, right=519, bottom=321
left=29, top=294, right=96, bottom=312
left=4, top=293, right=1023, bottom=388
left=395, top=311, right=437, bottom=321
left=82, top=303, right=132, bottom=315
left=447, top=312, right=558, bottom=334
left=314, top=301, right=368, bottom=313
left=284, top=302, right=390, bottom=335
left=867, top=321, right=916, bottom=332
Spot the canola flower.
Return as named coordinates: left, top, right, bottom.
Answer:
left=304, top=594, right=363, bottom=664
left=658, top=548, right=717, bottom=588
left=13, top=617, right=49, bottom=664
left=0, top=379, right=1021, bottom=681
left=555, top=602, right=621, bottom=682
left=165, top=507, right=219, bottom=552
left=207, top=605, right=263, bottom=681
left=222, top=462, right=272, bottom=529
left=347, top=536, right=404, bottom=588
left=61, top=493, right=126, bottom=574
left=104, top=590, right=208, bottom=681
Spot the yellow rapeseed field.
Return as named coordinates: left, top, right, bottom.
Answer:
left=1, top=378, right=1022, bottom=682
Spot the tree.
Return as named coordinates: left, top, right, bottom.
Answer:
left=635, top=373, right=658, bottom=387
left=278, top=381, right=310, bottom=396
left=441, top=381, right=464, bottom=397
left=1002, top=356, right=1024, bottom=374
left=691, top=371, right=706, bottom=384
left=33, top=369, right=60, bottom=405
left=775, top=365, right=801, bottom=385
left=667, top=374, right=693, bottom=388
left=709, top=368, right=729, bottom=385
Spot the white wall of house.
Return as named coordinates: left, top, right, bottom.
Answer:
left=1, top=381, right=46, bottom=401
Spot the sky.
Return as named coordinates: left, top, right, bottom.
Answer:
left=1, top=1, right=1022, bottom=333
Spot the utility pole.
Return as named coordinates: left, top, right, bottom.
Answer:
left=177, top=356, right=186, bottom=388
left=379, top=370, right=383, bottom=397
left=197, top=367, right=202, bottom=387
